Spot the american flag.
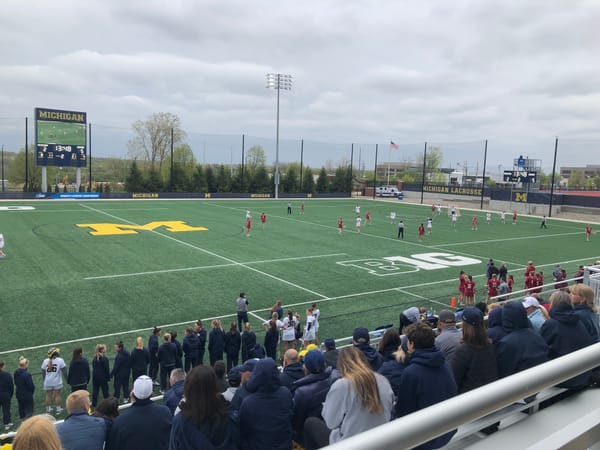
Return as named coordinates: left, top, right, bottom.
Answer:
left=390, top=141, right=399, bottom=149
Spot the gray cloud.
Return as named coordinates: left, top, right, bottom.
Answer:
left=0, top=0, right=599, bottom=171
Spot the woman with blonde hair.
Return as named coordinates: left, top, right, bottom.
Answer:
left=570, top=283, right=600, bottom=341
left=41, top=348, right=66, bottom=415
left=14, top=356, right=34, bottom=419
left=91, top=344, right=110, bottom=408
left=130, top=336, right=150, bottom=381
left=305, top=346, right=394, bottom=448
left=12, top=415, right=62, bottom=450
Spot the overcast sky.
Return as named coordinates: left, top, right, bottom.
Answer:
left=1, top=0, right=599, bottom=172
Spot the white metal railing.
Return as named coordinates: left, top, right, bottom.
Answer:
left=322, top=342, right=600, bottom=450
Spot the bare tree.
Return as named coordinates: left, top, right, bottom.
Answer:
left=128, top=112, right=186, bottom=172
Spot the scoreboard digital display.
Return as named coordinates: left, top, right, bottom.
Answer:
left=503, top=170, right=537, bottom=183
left=35, top=107, right=87, bottom=167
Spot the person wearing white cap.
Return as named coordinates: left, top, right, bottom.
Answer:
left=522, top=296, right=548, bottom=332
left=106, top=375, right=172, bottom=450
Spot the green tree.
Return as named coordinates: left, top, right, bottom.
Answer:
left=205, top=166, right=216, bottom=192
left=124, top=160, right=144, bottom=192
left=301, top=167, right=315, bottom=193
left=245, top=145, right=267, bottom=171
left=231, top=167, right=243, bottom=192
left=251, top=165, right=271, bottom=193
left=215, top=165, right=231, bottom=192
left=316, top=167, right=329, bottom=193
left=190, top=165, right=207, bottom=192
left=568, top=170, right=586, bottom=188
left=331, top=165, right=351, bottom=193
left=7, top=147, right=42, bottom=191
left=282, top=165, right=300, bottom=193
left=417, top=146, right=443, bottom=175
left=163, top=143, right=195, bottom=190
left=243, top=145, right=268, bottom=193
left=143, top=169, right=164, bottom=192
left=128, top=112, right=186, bottom=173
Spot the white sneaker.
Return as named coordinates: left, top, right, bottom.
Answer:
left=46, top=406, right=53, bottom=413
left=4, top=423, right=13, bottom=430
left=55, top=407, right=63, bottom=415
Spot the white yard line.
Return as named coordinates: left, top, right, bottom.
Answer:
left=85, top=253, right=347, bottom=280
left=437, top=231, right=584, bottom=247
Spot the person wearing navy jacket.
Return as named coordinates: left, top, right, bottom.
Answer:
left=67, top=347, right=90, bottom=392
left=239, top=358, right=293, bottom=450
left=194, top=320, right=207, bottom=366
left=224, top=322, right=242, bottom=371
left=13, top=356, right=35, bottom=419
left=110, top=341, right=131, bottom=403
left=496, top=301, right=549, bottom=380
left=292, top=350, right=334, bottom=447
left=541, top=291, right=595, bottom=389
left=0, top=360, right=14, bottom=430
left=148, top=326, right=161, bottom=384
left=395, top=322, right=457, bottom=450
left=91, top=344, right=110, bottom=407
left=182, top=328, right=199, bottom=371
left=208, top=320, right=226, bottom=367
left=157, top=333, right=177, bottom=392
left=170, top=331, right=184, bottom=370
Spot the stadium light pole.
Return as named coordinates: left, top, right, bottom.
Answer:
left=266, top=73, right=292, bottom=199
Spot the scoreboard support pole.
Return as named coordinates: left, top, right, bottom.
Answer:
left=76, top=168, right=81, bottom=191
left=41, top=166, right=47, bottom=193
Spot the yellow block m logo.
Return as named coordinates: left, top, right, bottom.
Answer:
left=514, top=192, right=528, bottom=203
left=77, top=221, right=208, bottom=236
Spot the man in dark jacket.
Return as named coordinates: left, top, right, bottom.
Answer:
left=395, top=323, right=457, bottom=449
left=163, top=368, right=185, bottom=415
left=57, top=390, right=106, bottom=450
left=496, top=301, right=549, bottom=379
left=323, top=338, right=339, bottom=369
left=239, top=358, right=293, bottom=450
left=106, top=375, right=172, bottom=450
left=541, top=291, right=595, bottom=389
left=230, top=358, right=259, bottom=423
left=486, top=307, right=506, bottom=346
left=352, top=327, right=383, bottom=371
left=110, top=342, right=131, bottom=404
left=279, top=349, right=304, bottom=391
left=292, top=350, right=333, bottom=446
left=182, top=328, right=199, bottom=372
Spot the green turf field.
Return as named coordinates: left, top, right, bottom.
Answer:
left=0, top=198, right=598, bottom=422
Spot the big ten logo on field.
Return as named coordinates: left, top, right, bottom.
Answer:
left=77, top=220, right=208, bottom=236
left=337, top=253, right=481, bottom=277
left=514, top=192, right=527, bottom=203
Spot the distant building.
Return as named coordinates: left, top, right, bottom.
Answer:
left=560, top=165, right=600, bottom=179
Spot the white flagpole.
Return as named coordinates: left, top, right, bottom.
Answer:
left=387, top=144, right=391, bottom=185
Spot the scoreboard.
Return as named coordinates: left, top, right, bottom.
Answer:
left=503, top=170, right=537, bottom=183
left=35, top=107, right=87, bottom=167
left=36, top=144, right=87, bottom=167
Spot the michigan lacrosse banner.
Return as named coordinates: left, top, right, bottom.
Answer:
left=423, top=185, right=482, bottom=196
left=35, top=107, right=87, bottom=167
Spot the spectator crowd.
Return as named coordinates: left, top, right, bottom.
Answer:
left=1, top=282, right=599, bottom=450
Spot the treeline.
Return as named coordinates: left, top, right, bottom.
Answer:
left=123, top=160, right=355, bottom=194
